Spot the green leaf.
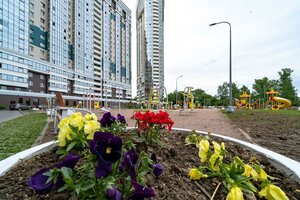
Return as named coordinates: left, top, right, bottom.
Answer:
left=81, top=180, right=95, bottom=191
left=61, top=167, right=73, bottom=179
left=58, top=184, right=68, bottom=192
left=56, top=148, right=66, bottom=155
left=66, top=141, right=77, bottom=152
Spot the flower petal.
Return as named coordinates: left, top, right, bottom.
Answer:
left=29, top=168, right=54, bottom=194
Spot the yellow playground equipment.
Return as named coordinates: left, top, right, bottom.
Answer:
left=266, top=89, right=291, bottom=110
left=181, top=87, right=194, bottom=109
left=236, top=91, right=251, bottom=109
left=144, top=86, right=170, bottom=110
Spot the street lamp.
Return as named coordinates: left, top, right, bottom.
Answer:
left=209, top=21, right=234, bottom=112
left=176, top=75, right=183, bottom=107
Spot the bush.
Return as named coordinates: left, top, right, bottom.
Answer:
left=0, top=105, right=6, bottom=110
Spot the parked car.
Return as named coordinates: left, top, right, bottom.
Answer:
left=9, top=103, right=32, bottom=110
left=38, top=104, right=48, bottom=110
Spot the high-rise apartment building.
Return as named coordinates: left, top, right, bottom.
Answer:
left=136, top=0, right=164, bottom=102
left=0, top=0, right=131, bottom=108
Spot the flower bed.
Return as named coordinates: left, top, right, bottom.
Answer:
left=0, top=111, right=299, bottom=200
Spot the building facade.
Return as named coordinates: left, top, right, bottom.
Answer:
left=136, top=0, right=164, bottom=102
left=0, top=0, right=131, bottom=108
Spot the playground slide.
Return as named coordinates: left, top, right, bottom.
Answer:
left=272, top=97, right=291, bottom=110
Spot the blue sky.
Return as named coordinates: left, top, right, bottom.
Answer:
left=123, top=0, right=300, bottom=97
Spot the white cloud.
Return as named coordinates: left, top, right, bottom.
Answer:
left=123, top=0, right=300, bottom=97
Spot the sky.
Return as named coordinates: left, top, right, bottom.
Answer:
left=123, top=0, right=300, bottom=97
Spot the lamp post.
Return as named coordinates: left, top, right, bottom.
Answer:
left=209, top=21, right=234, bottom=112
left=176, top=75, right=183, bottom=107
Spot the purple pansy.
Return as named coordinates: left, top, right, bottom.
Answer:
left=106, top=185, right=123, bottom=200
left=96, top=159, right=113, bottom=179
left=29, top=168, right=54, bottom=194
left=150, top=153, right=157, bottom=163
left=117, top=113, right=126, bottom=124
left=100, top=112, right=116, bottom=127
left=90, top=132, right=122, bottom=164
left=56, top=153, right=81, bottom=168
left=29, top=153, right=80, bottom=194
left=153, top=164, right=164, bottom=177
left=129, top=180, right=155, bottom=200
left=119, top=149, right=138, bottom=180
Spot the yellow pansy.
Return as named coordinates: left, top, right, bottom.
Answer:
left=84, top=120, right=100, bottom=140
left=70, top=112, right=83, bottom=119
left=258, top=184, right=288, bottom=200
left=198, top=140, right=210, bottom=163
left=58, top=128, right=67, bottom=147
left=58, top=126, right=73, bottom=147
left=69, top=115, right=84, bottom=130
left=83, top=113, right=98, bottom=122
left=226, top=186, right=244, bottom=200
left=212, top=141, right=221, bottom=155
left=188, top=168, right=208, bottom=180
left=58, top=117, right=70, bottom=129
left=242, top=164, right=258, bottom=180
left=209, top=153, right=223, bottom=172
left=257, top=168, right=268, bottom=181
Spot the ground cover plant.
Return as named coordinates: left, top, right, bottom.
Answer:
left=0, top=112, right=47, bottom=160
left=225, top=109, right=300, bottom=162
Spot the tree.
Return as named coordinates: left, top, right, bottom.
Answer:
left=278, top=68, right=299, bottom=105
left=217, top=82, right=240, bottom=106
left=239, top=85, right=250, bottom=95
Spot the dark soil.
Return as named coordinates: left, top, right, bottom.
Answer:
left=0, top=130, right=299, bottom=200
left=226, top=110, right=300, bottom=162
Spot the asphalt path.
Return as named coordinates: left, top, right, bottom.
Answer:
left=0, top=110, right=23, bottom=123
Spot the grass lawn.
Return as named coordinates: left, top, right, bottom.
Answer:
left=0, top=113, right=47, bottom=160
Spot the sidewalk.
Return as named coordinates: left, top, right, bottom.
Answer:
left=0, top=110, right=23, bottom=123
left=96, top=109, right=247, bottom=141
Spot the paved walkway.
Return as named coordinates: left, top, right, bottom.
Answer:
left=0, top=110, right=23, bottom=123
left=97, top=109, right=247, bottom=141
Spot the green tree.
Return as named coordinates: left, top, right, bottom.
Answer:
left=217, top=82, right=240, bottom=106
left=239, top=85, right=250, bottom=94
left=278, top=68, right=299, bottom=105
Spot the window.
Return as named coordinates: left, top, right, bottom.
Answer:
left=30, top=45, right=34, bottom=51
left=40, top=83, right=44, bottom=88
left=40, top=26, right=45, bottom=31
left=28, top=72, right=33, bottom=77
left=40, top=50, right=45, bottom=55
left=30, top=11, right=34, bottom=17
left=29, top=81, right=33, bottom=86
left=40, top=18, right=45, bottom=24
left=41, top=2, right=45, bottom=8
left=30, top=2, right=34, bottom=9
left=29, top=20, right=33, bottom=25
left=40, top=75, right=44, bottom=80
left=30, top=38, right=33, bottom=43
left=40, top=43, right=45, bottom=48
left=30, top=29, right=33, bottom=34
left=40, top=10, right=45, bottom=16
left=40, top=35, right=45, bottom=40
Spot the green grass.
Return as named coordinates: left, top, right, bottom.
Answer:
left=0, top=113, right=47, bottom=160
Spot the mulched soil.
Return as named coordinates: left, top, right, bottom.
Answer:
left=0, top=130, right=299, bottom=200
left=227, top=110, right=300, bottom=162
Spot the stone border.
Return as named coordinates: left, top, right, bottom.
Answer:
left=31, top=117, right=51, bottom=147
left=0, top=127, right=299, bottom=183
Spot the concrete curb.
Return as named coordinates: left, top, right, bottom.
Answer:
left=31, top=117, right=51, bottom=147
left=0, top=141, right=58, bottom=176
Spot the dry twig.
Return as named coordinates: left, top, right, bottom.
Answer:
left=210, top=182, right=221, bottom=200
left=194, top=181, right=211, bottom=199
